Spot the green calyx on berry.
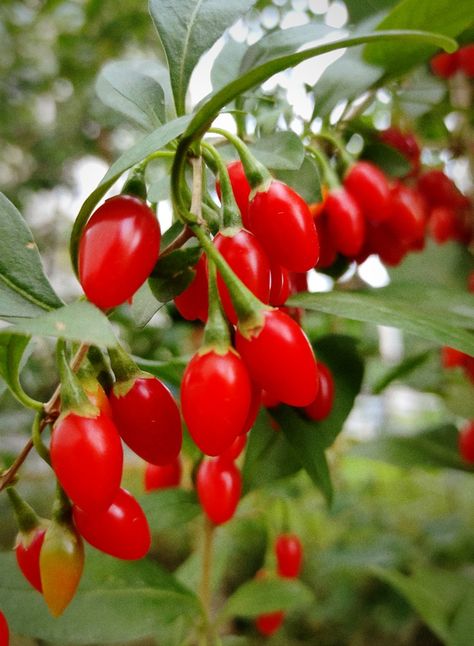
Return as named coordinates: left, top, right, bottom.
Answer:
left=56, top=340, right=98, bottom=420
left=202, top=142, right=241, bottom=228
left=121, top=164, right=148, bottom=201
left=6, top=486, right=43, bottom=534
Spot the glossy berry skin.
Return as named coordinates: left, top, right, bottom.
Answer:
left=73, top=488, right=151, bottom=560
left=303, top=362, right=334, bottom=422
left=196, top=458, right=241, bottom=525
left=256, top=611, right=285, bottom=636
left=380, top=127, right=421, bottom=176
left=248, top=181, right=319, bottom=272
left=417, top=170, right=468, bottom=210
left=365, top=221, right=408, bottom=267
left=459, top=421, right=474, bottom=463
left=236, top=309, right=318, bottom=407
left=261, top=389, right=280, bottom=408
left=110, top=375, right=182, bottom=466
left=386, top=183, right=426, bottom=245
left=219, top=433, right=247, bottom=462
left=430, top=51, right=459, bottom=78
left=83, top=378, right=113, bottom=418
left=217, top=161, right=252, bottom=229
left=276, top=533, right=303, bottom=578
left=428, top=206, right=459, bottom=243
left=78, top=195, right=160, bottom=310
left=459, top=44, right=474, bottom=77
left=344, top=161, right=391, bottom=223
left=0, top=611, right=8, bottom=646
left=240, top=384, right=262, bottom=435
left=269, top=262, right=290, bottom=306
left=326, top=188, right=365, bottom=257
left=51, top=412, right=123, bottom=513
left=15, top=526, right=46, bottom=592
left=315, top=214, right=337, bottom=268
left=144, top=457, right=182, bottom=492
left=214, top=229, right=271, bottom=324
left=181, top=349, right=252, bottom=456
left=40, top=521, right=84, bottom=617
left=174, top=254, right=208, bottom=322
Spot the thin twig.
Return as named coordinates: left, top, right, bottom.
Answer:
left=160, top=225, right=194, bottom=257
left=0, top=342, right=90, bottom=491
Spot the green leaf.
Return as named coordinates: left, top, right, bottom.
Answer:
left=242, top=410, right=301, bottom=494
left=220, top=577, right=314, bottom=619
left=275, top=155, right=322, bottom=204
left=372, top=566, right=473, bottom=645
left=0, top=550, right=200, bottom=644
left=240, top=23, right=331, bottom=73
left=96, top=61, right=166, bottom=130
left=179, top=29, right=455, bottom=149
left=372, top=350, right=434, bottom=394
left=135, top=356, right=188, bottom=387
left=351, top=424, right=472, bottom=472
left=149, top=0, right=255, bottom=115
left=344, top=0, right=394, bottom=24
left=7, top=301, right=117, bottom=347
left=248, top=131, right=305, bottom=171
left=364, top=0, right=473, bottom=75
left=129, top=281, right=164, bottom=327
left=70, top=115, right=191, bottom=274
left=395, top=67, right=446, bottom=118
left=211, top=38, right=247, bottom=93
left=311, top=46, right=382, bottom=119
left=451, top=587, right=474, bottom=646
left=362, top=142, right=412, bottom=177
left=0, top=333, right=42, bottom=411
left=288, top=289, right=474, bottom=356
left=0, top=193, right=63, bottom=319
left=138, top=489, right=201, bottom=533
left=274, top=406, right=333, bottom=505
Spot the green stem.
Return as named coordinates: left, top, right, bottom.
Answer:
left=203, top=260, right=230, bottom=352
left=313, top=131, right=354, bottom=170
left=209, top=128, right=272, bottom=191
left=306, top=145, right=340, bottom=190
left=6, top=487, right=41, bottom=533
left=202, top=142, right=241, bottom=228
left=108, top=345, right=140, bottom=385
left=52, top=483, right=72, bottom=525
left=31, top=413, right=51, bottom=466
left=191, top=225, right=268, bottom=334
left=6, top=339, right=43, bottom=412
left=121, top=164, right=147, bottom=200
left=56, top=340, right=96, bottom=417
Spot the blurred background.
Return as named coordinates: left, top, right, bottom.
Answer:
left=0, top=0, right=473, bottom=644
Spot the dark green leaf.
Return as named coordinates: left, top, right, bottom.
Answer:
left=312, top=46, right=382, bottom=119
left=275, top=155, right=322, bottom=204
left=220, top=577, right=314, bottom=619
left=275, top=406, right=333, bottom=505
left=363, top=142, right=412, bottom=177
left=351, top=424, right=472, bottom=472
left=248, top=131, right=305, bottom=171
left=242, top=410, right=301, bottom=494
left=96, top=61, right=166, bottom=130
left=0, top=550, right=200, bottom=644
left=138, top=489, right=200, bottom=533
left=152, top=244, right=201, bottom=279
left=288, top=290, right=474, bottom=356
left=451, top=587, right=474, bottom=646
left=136, top=356, right=188, bottom=387
left=129, top=281, right=165, bottom=328
left=0, top=333, right=41, bottom=410
left=149, top=269, right=195, bottom=303
left=344, top=0, right=394, bottom=24
left=364, top=0, right=473, bottom=75
left=211, top=38, right=247, bottom=93
left=372, top=566, right=472, bottom=645
left=0, top=193, right=63, bottom=319
left=372, top=350, right=434, bottom=394
left=395, top=67, right=446, bottom=118
left=149, top=0, right=255, bottom=115
left=70, top=115, right=191, bottom=273
left=7, top=302, right=117, bottom=347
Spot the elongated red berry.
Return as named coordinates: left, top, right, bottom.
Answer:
left=51, top=412, right=123, bottom=512
left=15, top=526, right=47, bottom=592
left=78, top=195, right=160, bottom=310
left=269, top=262, right=290, bottom=306
left=174, top=254, right=208, bottom=322
left=430, top=51, right=459, bottom=78
left=73, top=488, right=151, bottom=560
left=181, top=349, right=252, bottom=455
left=219, top=434, right=247, bottom=462
left=110, top=375, right=182, bottom=466
left=256, top=611, right=285, bottom=636
left=459, top=420, right=474, bottom=463
left=214, top=228, right=270, bottom=324
left=197, top=458, right=241, bottom=525
left=236, top=309, right=318, bottom=407
left=303, top=362, right=334, bottom=422
left=144, top=457, right=182, bottom=492
left=216, top=161, right=252, bottom=229
left=0, top=611, right=8, bottom=646
left=248, top=181, right=319, bottom=272
left=326, top=187, right=365, bottom=257
left=275, top=533, right=303, bottom=578
left=385, top=183, right=426, bottom=245
left=344, top=161, right=391, bottom=223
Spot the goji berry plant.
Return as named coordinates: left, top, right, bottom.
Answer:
left=0, top=0, right=473, bottom=644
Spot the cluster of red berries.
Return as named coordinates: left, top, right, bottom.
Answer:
left=430, top=43, right=474, bottom=79
left=255, top=534, right=303, bottom=637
